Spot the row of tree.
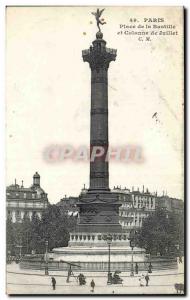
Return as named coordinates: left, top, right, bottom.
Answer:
left=6, top=205, right=77, bottom=256
left=134, top=208, right=184, bottom=256
left=7, top=205, right=184, bottom=257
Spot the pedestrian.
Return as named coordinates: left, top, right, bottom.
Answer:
left=51, top=277, right=56, bottom=290
left=139, top=274, right=144, bottom=287
left=179, top=256, right=182, bottom=264
left=90, top=279, right=95, bottom=292
left=148, top=262, right=152, bottom=273
left=135, top=262, right=138, bottom=274
left=79, top=273, right=86, bottom=285
left=145, top=273, right=150, bottom=286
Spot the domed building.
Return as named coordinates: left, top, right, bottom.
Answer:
left=6, top=172, right=49, bottom=223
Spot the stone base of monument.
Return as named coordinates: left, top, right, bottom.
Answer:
left=52, top=232, right=147, bottom=271
left=19, top=233, right=177, bottom=272
left=53, top=246, right=146, bottom=271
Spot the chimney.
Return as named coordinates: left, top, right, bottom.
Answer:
left=21, top=180, right=24, bottom=188
left=33, top=172, right=40, bottom=186
left=143, top=185, right=144, bottom=193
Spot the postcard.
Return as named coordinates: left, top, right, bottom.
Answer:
left=6, top=6, right=184, bottom=295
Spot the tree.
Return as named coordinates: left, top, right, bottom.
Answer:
left=39, top=205, right=76, bottom=251
left=28, top=213, right=42, bottom=253
left=21, top=214, right=32, bottom=254
left=26, top=205, right=77, bottom=253
left=6, top=218, right=15, bottom=256
left=6, top=205, right=77, bottom=255
left=137, top=208, right=183, bottom=256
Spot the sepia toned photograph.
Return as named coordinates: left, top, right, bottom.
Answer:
left=6, top=6, right=184, bottom=295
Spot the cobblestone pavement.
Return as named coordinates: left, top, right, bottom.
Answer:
left=6, top=260, right=184, bottom=295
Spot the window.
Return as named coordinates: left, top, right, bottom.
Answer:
left=32, top=194, right=35, bottom=199
left=24, top=193, right=27, bottom=198
left=25, top=211, right=29, bottom=217
left=16, top=210, right=21, bottom=221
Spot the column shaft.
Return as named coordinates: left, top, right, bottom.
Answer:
left=90, top=68, right=109, bottom=190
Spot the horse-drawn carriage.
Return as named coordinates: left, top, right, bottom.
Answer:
left=110, top=271, right=123, bottom=284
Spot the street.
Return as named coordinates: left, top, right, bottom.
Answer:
left=6, top=260, right=184, bottom=295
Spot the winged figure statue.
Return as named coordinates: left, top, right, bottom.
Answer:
left=91, top=8, right=106, bottom=32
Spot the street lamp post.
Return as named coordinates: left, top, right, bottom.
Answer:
left=17, top=236, right=23, bottom=260
left=44, top=240, right=49, bottom=275
left=130, top=241, right=134, bottom=277
left=129, top=230, right=135, bottom=277
left=19, top=245, right=22, bottom=259
left=106, top=234, right=112, bottom=285
left=26, top=231, right=29, bottom=254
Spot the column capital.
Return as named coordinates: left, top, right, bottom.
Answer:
left=82, top=39, right=116, bottom=71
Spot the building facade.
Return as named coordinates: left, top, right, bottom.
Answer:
left=113, top=186, right=156, bottom=233
left=6, top=172, right=49, bottom=223
left=56, top=195, right=79, bottom=217
left=57, top=186, right=183, bottom=234
left=57, top=186, right=156, bottom=233
left=156, top=195, right=184, bottom=215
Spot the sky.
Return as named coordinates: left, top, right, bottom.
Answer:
left=6, top=6, right=184, bottom=203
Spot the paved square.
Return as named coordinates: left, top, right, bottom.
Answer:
left=6, top=261, right=184, bottom=295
